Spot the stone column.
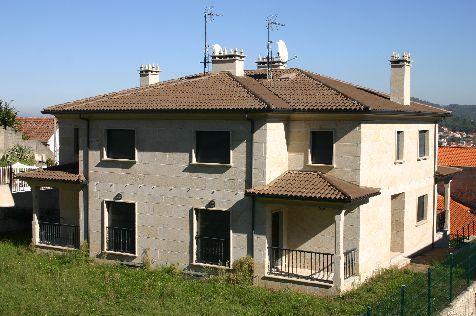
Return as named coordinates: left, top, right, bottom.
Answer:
left=444, top=180, right=452, bottom=232
left=31, top=186, right=40, bottom=246
left=78, top=189, right=85, bottom=248
left=333, top=209, right=345, bottom=292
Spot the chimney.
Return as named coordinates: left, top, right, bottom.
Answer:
left=389, top=52, right=412, bottom=105
left=211, top=47, right=245, bottom=76
left=139, top=64, right=160, bottom=86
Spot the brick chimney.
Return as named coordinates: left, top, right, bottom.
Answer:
left=139, top=64, right=160, bottom=86
left=389, top=52, right=411, bottom=105
left=211, top=47, right=245, bottom=76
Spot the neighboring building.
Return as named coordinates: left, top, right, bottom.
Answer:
left=436, top=195, right=475, bottom=236
left=18, top=50, right=459, bottom=294
left=17, top=117, right=59, bottom=162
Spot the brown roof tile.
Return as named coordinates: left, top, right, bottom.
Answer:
left=43, top=68, right=449, bottom=116
left=436, top=165, right=463, bottom=178
left=437, top=195, right=476, bottom=235
left=17, top=117, right=56, bottom=143
left=245, top=170, right=380, bottom=202
left=16, top=163, right=85, bottom=184
left=438, top=146, right=476, bottom=167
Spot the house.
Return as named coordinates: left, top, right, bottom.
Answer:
left=17, top=117, right=59, bottom=162
left=436, top=195, right=476, bottom=236
left=17, top=49, right=460, bottom=294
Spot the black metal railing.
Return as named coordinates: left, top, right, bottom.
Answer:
left=268, top=247, right=334, bottom=282
left=106, top=226, right=135, bottom=254
left=38, top=222, right=79, bottom=249
left=344, top=248, right=358, bottom=279
left=437, top=212, right=446, bottom=232
left=195, top=235, right=229, bottom=267
left=450, top=220, right=476, bottom=248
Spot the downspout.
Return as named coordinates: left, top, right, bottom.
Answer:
left=79, top=114, right=90, bottom=245
left=432, top=122, right=437, bottom=247
left=245, top=113, right=255, bottom=257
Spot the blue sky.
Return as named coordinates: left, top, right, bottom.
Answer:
left=1, top=0, right=475, bottom=116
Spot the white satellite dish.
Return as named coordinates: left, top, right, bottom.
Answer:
left=276, top=40, right=289, bottom=63
left=211, top=43, right=222, bottom=55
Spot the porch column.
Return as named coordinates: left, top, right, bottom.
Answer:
left=333, top=209, right=345, bottom=291
left=31, top=186, right=40, bottom=246
left=78, top=189, right=85, bottom=247
left=444, top=180, right=452, bottom=232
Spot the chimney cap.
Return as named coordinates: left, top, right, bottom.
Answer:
left=139, top=64, right=161, bottom=73
left=389, top=51, right=412, bottom=64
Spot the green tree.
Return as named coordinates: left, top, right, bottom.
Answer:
left=0, top=99, right=19, bottom=130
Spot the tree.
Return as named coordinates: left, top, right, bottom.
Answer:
left=0, top=144, right=35, bottom=166
left=0, top=99, right=19, bottom=130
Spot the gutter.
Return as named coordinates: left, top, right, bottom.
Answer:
left=432, top=122, right=437, bottom=247
left=245, top=113, right=255, bottom=258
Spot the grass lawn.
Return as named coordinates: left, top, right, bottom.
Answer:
left=0, top=234, right=422, bottom=315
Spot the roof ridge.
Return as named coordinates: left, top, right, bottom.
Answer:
left=226, top=73, right=290, bottom=110
left=43, top=72, right=212, bottom=113
left=296, top=69, right=369, bottom=111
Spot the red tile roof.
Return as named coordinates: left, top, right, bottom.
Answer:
left=17, top=117, right=56, bottom=143
left=437, top=195, right=476, bottom=235
left=42, top=68, right=448, bottom=116
left=245, top=170, right=380, bottom=202
left=15, top=163, right=85, bottom=184
left=438, top=146, right=476, bottom=167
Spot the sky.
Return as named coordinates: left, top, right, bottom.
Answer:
left=1, top=0, right=475, bottom=116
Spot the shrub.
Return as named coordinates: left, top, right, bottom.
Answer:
left=0, top=144, right=35, bottom=166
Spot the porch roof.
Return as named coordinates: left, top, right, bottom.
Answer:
left=15, top=163, right=85, bottom=184
left=245, top=170, right=380, bottom=202
left=435, top=165, right=462, bottom=180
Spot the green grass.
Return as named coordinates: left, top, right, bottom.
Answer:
left=0, top=234, right=421, bottom=315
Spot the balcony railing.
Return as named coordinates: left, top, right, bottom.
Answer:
left=268, top=247, right=334, bottom=282
left=106, top=226, right=135, bottom=254
left=38, top=222, right=79, bottom=249
left=344, top=248, right=357, bottom=279
left=195, top=235, right=229, bottom=267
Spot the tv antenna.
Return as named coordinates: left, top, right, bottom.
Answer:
left=266, top=14, right=285, bottom=79
left=202, top=6, right=222, bottom=74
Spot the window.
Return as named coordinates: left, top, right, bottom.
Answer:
left=195, top=131, right=230, bottom=164
left=418, top=130, right=429, bottom=158
left=396, top=131, right=404, bottom=161
left=310, top=131, right=334, bottom=165
left=105, top=201, right=135, bottom=254
left=73, top=128, right=79, bottom=161
left=417, top=195, right=427, bottom=222
left=195, top=209, right=230, bottom=266
left=106, top=129, right=135, bottom=160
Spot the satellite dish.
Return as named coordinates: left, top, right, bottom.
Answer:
left=276, top=40, right=288, bottom=62
left=211, top=43, right=222, bottom=55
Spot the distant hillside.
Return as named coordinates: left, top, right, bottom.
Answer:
left=411, top=98, right=476, bottom=133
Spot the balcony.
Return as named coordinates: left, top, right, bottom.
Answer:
left=106, top=226, right=135, bottom=255
left=195, top=235, right=230, bottom=267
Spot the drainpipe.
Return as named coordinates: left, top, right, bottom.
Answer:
left=79, top=114, right=90, bottom=245
left=432, top=122, right=437, bottom=247
left=245, top=113, right=255, bottom=257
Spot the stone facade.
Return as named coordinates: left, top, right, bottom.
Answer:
left=45, top=114, right=440, bottom=294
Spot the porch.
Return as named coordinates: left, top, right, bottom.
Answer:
left=15, top=163, right=86, bottom=250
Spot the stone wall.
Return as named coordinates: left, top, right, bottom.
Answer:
left=0, top=127, right=54, bottom=161
left=439, top=281, right=476, bottom=316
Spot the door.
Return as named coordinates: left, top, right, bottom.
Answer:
left=270, top=211, right=283, bottom=270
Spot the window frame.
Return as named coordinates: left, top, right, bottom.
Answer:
left=103, top=128, right=137, bottom=162
left=416, top=194, right=428, bottom=223
left=308, top=129, right=335, bottom=166
left=191, top=130, right=233, bottom=166
left=395, top=130, right=404, bottom=163
left=102, top=199, right=138, bottom=257
left=417, top=130, right=429, bottom=160
left=192, top=207, right=232, bottom=268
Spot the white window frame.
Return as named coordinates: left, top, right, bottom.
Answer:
left=416, top=194, right=428, bottom=224
left=192, top=207, right=232, bottom=268
left=308, top=130, right=335, bottom=167
left=102, top=199, right=138, bottom=257
left=395, top=130, right=404, bottom=163
left=191, top=130, right=233, bottom=166
left=102, top=128, right=137, bottom=162
left=417, top=130, right=429, bottom=160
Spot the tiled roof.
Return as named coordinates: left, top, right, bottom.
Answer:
left=435, top=165, right=463, bottom=178
left=245, top=170, right=380, bottom=202
left=437, top=195, right=476, bottom=235
left=438, top=146, right=476, bottom=167
left=15, top=163, right=85, bottom=184
left=43, top=68, right=449, bottom=116
left=17, top=117, right=56, bottom=143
